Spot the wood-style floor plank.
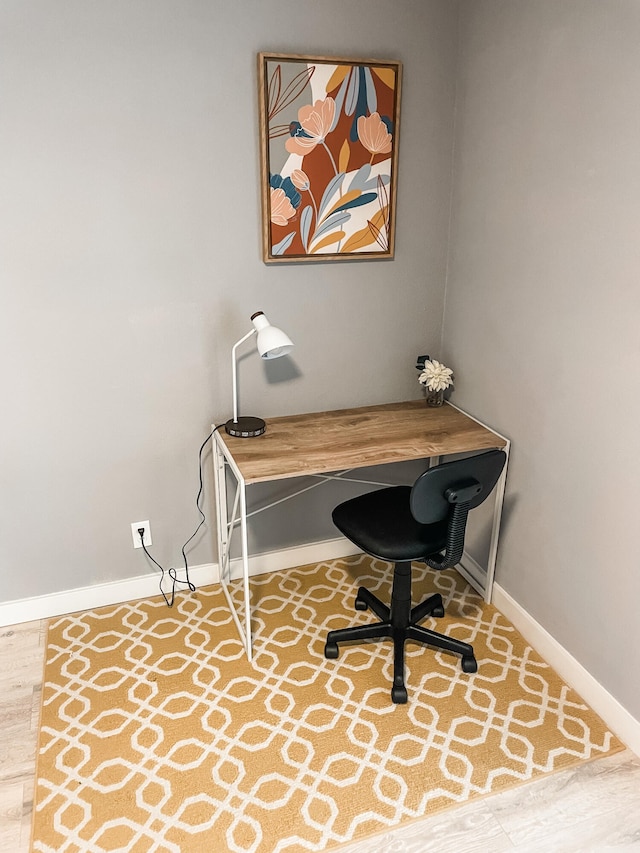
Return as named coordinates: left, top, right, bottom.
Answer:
left=336, top=801, right=515, bottom=853
left=1, top=619, right=639, bottom=853
left=0, top=622, right=43, bottom=853
left=489, top=751, right=640, bottom=852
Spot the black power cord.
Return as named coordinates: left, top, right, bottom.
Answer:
left=138, top=425, right=223, bottom=607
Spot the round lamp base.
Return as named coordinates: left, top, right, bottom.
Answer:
left=225, top=416, right=266, bottom=438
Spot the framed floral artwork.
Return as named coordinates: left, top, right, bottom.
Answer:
left=258, top=52, right=402, bottom=263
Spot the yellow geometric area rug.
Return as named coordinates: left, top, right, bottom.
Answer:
left=31, top=555, right=623, bottom=853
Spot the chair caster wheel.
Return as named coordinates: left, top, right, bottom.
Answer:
left=355, top=596, right=367, bottom=611
left=324, top=642, right=339, bottom=659
left=391, top=685, right=408, bottom=704
left=432, top=605, right=445, bottom=618
left=461, top=656, right=478, bottom=673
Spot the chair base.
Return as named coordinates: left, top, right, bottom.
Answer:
left=324, top=562, right=477, bottom=704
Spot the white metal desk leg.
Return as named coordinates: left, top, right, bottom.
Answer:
left=212, top=435, right=229, bottom=585
left=238, top=479, right=253, bottom=660
left=213, top=434, right=253, bottom=659
left=484, top=438, right=510, bottom=602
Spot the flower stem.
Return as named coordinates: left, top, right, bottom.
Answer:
left=321, top=141, right=338, bottom=176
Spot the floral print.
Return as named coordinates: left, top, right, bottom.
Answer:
left=285, top=98, right=337, bottom=155
left=270, top=188, right=296, bottom=226
left=290, top=169, right=310, bottom=191
left=357, top=112, right=393, bottom=157
left=263, top=57, right=400, bottom=259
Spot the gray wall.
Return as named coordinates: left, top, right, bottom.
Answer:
left=1, top=1, right=458, bottom=600
left=445, top=0, right=640, bottom=721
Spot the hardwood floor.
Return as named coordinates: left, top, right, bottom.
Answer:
left=2, top=619, right=639, bottom=853
left=0, top=620, right=45, bottom=853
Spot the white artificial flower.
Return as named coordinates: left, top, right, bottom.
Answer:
left=418, top=359, right=454, bottom=392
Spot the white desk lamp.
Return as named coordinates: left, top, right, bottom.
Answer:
left=225, top=311, right=294, bottom=438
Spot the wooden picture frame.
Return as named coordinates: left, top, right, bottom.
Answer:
left=258, top=52, right=402, bottom=263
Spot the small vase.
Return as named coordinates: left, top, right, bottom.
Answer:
left=425, top=388, right=444, bottom=407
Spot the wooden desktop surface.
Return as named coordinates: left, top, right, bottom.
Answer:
left=218, top=400, right=507, bottom=484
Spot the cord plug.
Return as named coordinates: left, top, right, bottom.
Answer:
left=131, top=520, right=151, bottom=549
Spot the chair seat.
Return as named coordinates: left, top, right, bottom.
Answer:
left=332, top=486, right=448, bottom=562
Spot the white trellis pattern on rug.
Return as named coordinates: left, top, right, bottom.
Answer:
left=31, top=556, right=622, bottom=853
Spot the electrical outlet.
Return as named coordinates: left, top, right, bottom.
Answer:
left=131, top=520, right=152, bottom=549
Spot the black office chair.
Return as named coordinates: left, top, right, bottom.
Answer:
left=325, top=449, right=507, bottom=703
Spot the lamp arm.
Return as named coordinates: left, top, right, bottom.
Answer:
left=231, top=328, right=257, bottom=424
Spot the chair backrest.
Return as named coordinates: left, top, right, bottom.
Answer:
left=410, top=450, right=507, bottom=524
left=410, top=449, right=507, bottom=570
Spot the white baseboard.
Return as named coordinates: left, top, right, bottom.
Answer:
left=0, top=538, right=360, bottom=628
left=0, top=563, right=218, bottom=627
left=493, top=582, right=640, bottom=757
left=213, top=537, right=362, bottom=583
left=457, top=552, right=486, bottom=598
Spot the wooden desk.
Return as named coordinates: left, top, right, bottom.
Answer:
left=213, top=400, right=509, bottom=658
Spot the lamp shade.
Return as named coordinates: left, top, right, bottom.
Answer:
left=251, top=311, right=294, bottom=360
